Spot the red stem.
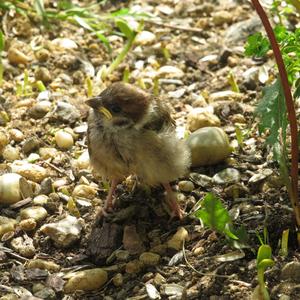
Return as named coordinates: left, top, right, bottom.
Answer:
left=251, top=0, right=300, bottom=226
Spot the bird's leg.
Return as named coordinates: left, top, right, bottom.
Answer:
left=163, top=183, right=183, bottom=219
left=104, top=178, right=119, bottom=212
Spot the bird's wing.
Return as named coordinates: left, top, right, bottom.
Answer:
left=142, top=98, right=175, bottom=132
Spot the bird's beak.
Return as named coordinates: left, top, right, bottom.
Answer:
left=86, top=97, right=112, bottom=120
left=98, top=106, right=112, bottom=120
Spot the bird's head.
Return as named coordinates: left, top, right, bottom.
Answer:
left=86, top=82, right=150, bottom=127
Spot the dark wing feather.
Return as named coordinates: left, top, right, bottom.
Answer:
left=142, top=98, right=175, bottom=132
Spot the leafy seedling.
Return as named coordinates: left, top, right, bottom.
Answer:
left=194, top=193, right=249, bottom=249
left=228, top=71, right=240, bottom=93
left=253, top=244, right=275, bottom=300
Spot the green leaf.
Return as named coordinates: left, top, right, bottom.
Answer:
left=74, top=16, right=93, bottom=31
left=257, top=244, right=272, bottom=265
left=0, top=30, right=4, bottom=52
left=255, top=78, right=287, bottom=147
left=194, top=193, right=231, bottom=233
left=111, top=8, right=130, bottom=16
left=116, top=19, right=134, bottom=40
left=244, top=32, right=270, bottom=57
left=258, top=258, right=275, bottom=270
left=95, top=31, right=111, bottom=52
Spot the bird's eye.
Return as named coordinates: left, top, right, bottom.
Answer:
left=111, top=104, right=122, bottom=113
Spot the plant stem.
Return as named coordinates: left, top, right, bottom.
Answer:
left=251, top=0, right=300, bottom=227
left=257, top=269, right=270, bottom=300
left=103, top=34, right=136, bottom=81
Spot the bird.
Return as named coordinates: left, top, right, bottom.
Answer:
left=86, top=82, right=191, bottom=219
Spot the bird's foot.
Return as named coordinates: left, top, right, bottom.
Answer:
left=163, top=182, right=184, bottom=220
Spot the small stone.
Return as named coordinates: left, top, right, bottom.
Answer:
left=54, top=101, right=81, bottom=124
left=210, top=91, right=243, bottom=102
left=72, top=184, right=97, bottom=200
left=213, top=168, right=241, bottom=185
left=72, top=150, right=90, bottom=170
left=39, top=147, right=58, bottom=160
left=9, top=129, right=24, bottom=142
left=27, top=259, right=60, bottom=272
left=19, top=218, right=37, bottom=231
left=125, top=259, right=143, bottom=274
left=167, top=227, right=189, bottom=251
left=178, top=181, right=194, bottom=192
left=10, top=161, right=48, bottom=183
left=281, top=262, right=300, bottom=283
left=212, top=11, right=233, bottom=26
left=55, top=130, right=74, bottom=150
left=10, top=236, right=35, bottom=258
left=186, top=127, right=232, bottom=167
left=35, top=67, right=52, bottom=84
left=64, top=268, right=107, bottom=293
left=153, top=273, right=166, bottom=285
left=186, top=110, right=221, bottom=132
left=161, top=283, right=185, bottom=297
left=22, top=137, right=41, bottom=154
left=40, top=215, right=83, bottom=247
left=29, top=101, right=52, bottom=119
left=135, top=31, right=156, bottom=45
left=0, top=217, right=16, bottom=237
left=157, top=66, right=184, bottom=78
left=139, top=252, right=160, bottom=266
left=0, top=173, right=33, bottom=205
left=35, top=49, right=50, bottom=62
left=115, top=250, right=130, bottom=261
left=33, top=194, right=49, bottom=205
left=34, top=287, right=56, bottom=299
left=20, top=206, right=48, bottom=222
left=146, top=283, right=161, bottom=300
left=112, top=273, right=123, bottom=287
left=7, top=48, right=29, bottom=65
left=52, top=38, right=78, bottom=49
left=0, top=131, right=9, bottom=153
left=2, top=145, right=20, bottom=161
left=189, top=173, right=213, bottom=188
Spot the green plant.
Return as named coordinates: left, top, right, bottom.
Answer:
left=245, top=1, right=300, bottom=235
left=194, top=193, right=248, bottom=249
left=254, top=244, right=275, bottom=300
left=0, top=30, right=4, bottom=86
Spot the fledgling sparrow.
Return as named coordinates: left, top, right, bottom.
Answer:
left=86, top=82, right=191, bottom=218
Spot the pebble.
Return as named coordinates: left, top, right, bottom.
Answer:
left=7, top=48, right=29, bottom=65
left=35, top=49, right=50, bottom=62
left=0, top=173, right=32, bottom=205
left=28, top=101, right=52, bottom=119
left=153, top=273, right=166, bottom=285
left=40, top=215, right=83, bottom=247
left=123, top=225, right=145, bottom=254
left=27, top=259, right=60, bottom=272
left=20, top=206, right=48, bottom=222
left=19, top=218, right=37, bottom=231
left=186, top=127, right=232, bottom=167
left=178, top=180, right=194, bottom=192
left=72, top=184, right=97, bottom=200
left=35, top=67, right=52, bottom=84
left=167, top=227, right=189, bottom=251
left=213, top=168, right=241, bottom=185
left=0, top=131, right=9, bottom=153
left=10, top=236, right=36, bottom=257
left=135, top=31, right=156, bottom=45
left=55, top=130, right=74, bottom=149
left=34, top=287, right=56, bottom=299
left=112, top=273, right=123, bottom=287
left=210, top=91, right=243, bottom=102
left=54, top=101, right=81, bottom=124
left=72, top=150, right=90, bottom=170
left=52, top=38, right=78, bottom=49
left=64, top=268, right=107, bottom=292
left=186, top=110, right=221, bottom=132
left=0, top=217, right=16, bottom=237
left=9, top=129, right=24, bottom=142
left=212, top=11, right=233, bottom=26
left=10, top=161, right=48, bottom=183
left=157, top=66, right=184, bottom=78
left=39, top=147, right=58, bottom=159
left=281, top=261, right=300, bottom=283
left=2, top=145, right=20, bottom=161
left=139, top=252, right=161, bottom=266
left=125, top=259, right=143, bottom=274
left=22, top=137, right=41, bottom=154
left=145, top=283, right=161, bottom=300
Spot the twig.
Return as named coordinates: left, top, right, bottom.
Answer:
left=251, top=0, right=300, bottom=228
left=145, top=19, right=206, bottom=35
